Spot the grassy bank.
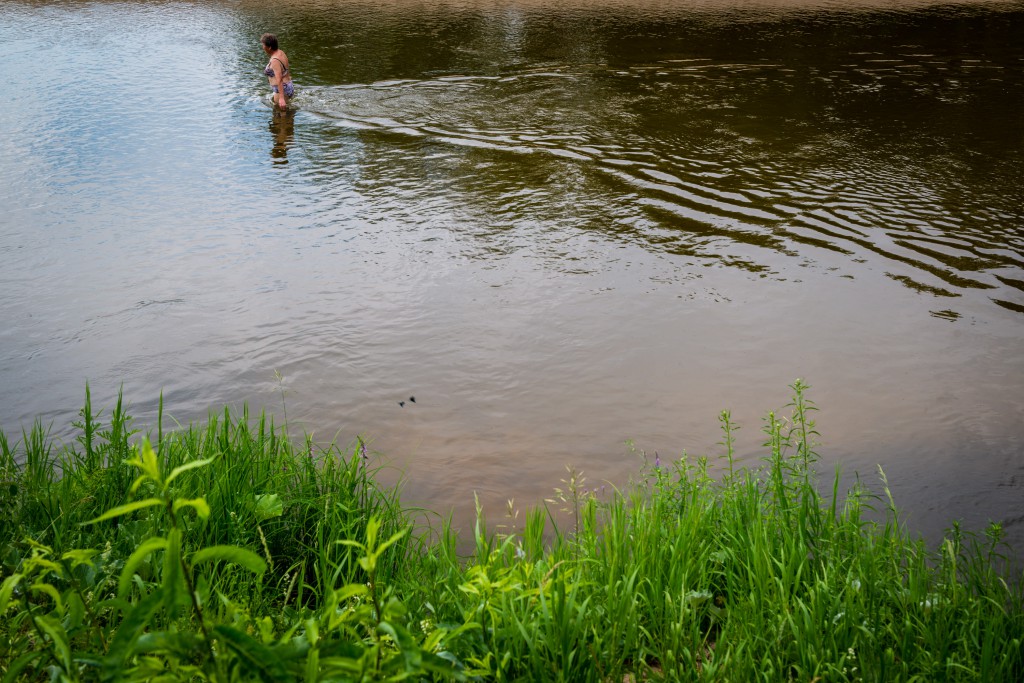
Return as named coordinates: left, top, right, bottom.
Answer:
left=1, top=382, right=1022, bottom=682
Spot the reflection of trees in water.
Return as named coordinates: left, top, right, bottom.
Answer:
left=249, top=2, right=1023, bottom=303
left=269, top=109, right=295, bottom=163
left=259, top=4, right=613, bottom=84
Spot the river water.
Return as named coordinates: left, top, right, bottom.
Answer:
left=1, top=0, right=1022, bottom=552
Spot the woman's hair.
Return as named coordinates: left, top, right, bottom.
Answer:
left=260, top=33, right=279, bottom=51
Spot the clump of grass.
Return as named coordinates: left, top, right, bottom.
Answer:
left=1, top=380, right=1022, bottom=681
left=0, top=387, right=455, bottom=681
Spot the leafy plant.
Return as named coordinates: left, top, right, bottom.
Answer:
left=2, top=383, right=1022, bottom=682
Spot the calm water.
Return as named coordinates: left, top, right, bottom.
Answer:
left=2, top=0, right=1023, bottom=551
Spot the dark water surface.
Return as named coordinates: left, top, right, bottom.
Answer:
left=2, top=0, right=1023, bottom=551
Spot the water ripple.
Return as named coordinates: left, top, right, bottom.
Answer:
left=3, top=0, right=1024, bottom=553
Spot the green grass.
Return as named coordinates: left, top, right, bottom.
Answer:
left=1, top=381, right=1021, bottom=682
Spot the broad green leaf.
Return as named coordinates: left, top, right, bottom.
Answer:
left=129, top=656, right=170, bottom=682
left=191, top=545, right=267, bottom=575
left=103, top=588, right=164, bottom=680
left=25, top=556, right=62, bottom=576
left=163, top=528, right=185, bottom=617
left=336, top=539, right=365, bottom=551
left=83, top=498, right=162, bottom=526
left=61, top=548, right=98, bottom=568
left=332, top=583, right=369, bottom=604
left=118, top=537, right=168, bottom=598
left=254, top=493, right=284, bottom=521
left=165, top=457, right=216, bottom=489
left=172, top=497, right=211, bottom=520
left=25, top=537, right=52, bottom=551
left=304, top=645, right=319, bottom=683
left=35, top=614, right=72, bottom=669
left=212, top=625, right=292, bottom=683
left=364, top=516, right=381, bottom=550
left=140, top=440, right=161, bottom=482
left=66, top=591, right=86, bottom=631
left=0, top=574, right=22, bottom=615
left=376, top=528, right=409, bottom=556
left=29, top=582, right=64, bottom=613
left=317, top=637, right=366, bottom=661
left=275, top=634, right=313, bottom=661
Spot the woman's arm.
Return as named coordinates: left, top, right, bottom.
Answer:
left=272, top=59, right=287, bottom=109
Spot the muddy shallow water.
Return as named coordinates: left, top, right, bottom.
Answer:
left=1, top=0, right=1023, bottom=553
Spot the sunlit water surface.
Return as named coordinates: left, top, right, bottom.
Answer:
left=2, top=0, right=1023, bottom=553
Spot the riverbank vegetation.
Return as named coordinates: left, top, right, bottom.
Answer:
left=1, top=382, right=1022, bottom=682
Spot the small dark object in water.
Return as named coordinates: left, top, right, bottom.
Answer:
left=409, top=396, right=416, bottom=403
left=398, top=401, right=405, bottom=407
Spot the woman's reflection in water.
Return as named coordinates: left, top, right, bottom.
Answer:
left=269, top=109, right=295, bottom=164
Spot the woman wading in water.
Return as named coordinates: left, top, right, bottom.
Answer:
left=261, top=33, right=293, bottom=109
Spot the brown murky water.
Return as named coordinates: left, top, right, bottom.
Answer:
left=1, top=0, right=1022, bottom=552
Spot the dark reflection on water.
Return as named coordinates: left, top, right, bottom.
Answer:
left=270, top=110, right=296, bottom=163
left=257, top=0, right=1024, bottom=305
left=1, top=0, right=1023, bottom=555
